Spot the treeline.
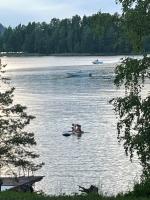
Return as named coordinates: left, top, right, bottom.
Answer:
left=0, top=12, right=149, bottom=54
left=0, top=24, right=4, bottom=34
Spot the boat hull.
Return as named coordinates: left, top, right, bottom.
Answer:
left=92, top=61, right=103, bottom=64
left=62, top=131, right=84, bottom=137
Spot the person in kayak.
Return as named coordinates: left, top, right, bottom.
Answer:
left=75, top=124, right=82, bottom=133
left=72, top=124, right=82, bottom=133
left=72, top=123, right=76, bottom=132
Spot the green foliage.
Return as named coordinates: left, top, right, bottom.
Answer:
left=110, top=56, right=150, bottom=176
left=111, top=0, right=150, bottom=177
left=0, top=24, right=5, bottom=34
left=0, top=12, right=149, bottom=54
left=114, top=56, right=150, bottom=87
left=0, top=191, right=149, bottom=200
left=0, top=62, right=43, bottom=175
left=0, top=12, right=137, bottom=54
left=132, top=178, right=150, bottom=197
left=117, top=0, right=150, bottom=51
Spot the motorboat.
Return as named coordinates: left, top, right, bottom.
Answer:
left=66, top=71, right=91, bottom=78
left=66, top=72, right=81, bottom=78
left=92, top=59, right=103, bottom=64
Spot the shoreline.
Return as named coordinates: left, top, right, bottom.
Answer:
left=0, top=52, right=147, bottom=57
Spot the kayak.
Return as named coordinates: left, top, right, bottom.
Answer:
left=72, top=131, right=84, bottom=134
left=62, top=133, right=71, bottom=137
left=62, top=131, right=84, bottom=137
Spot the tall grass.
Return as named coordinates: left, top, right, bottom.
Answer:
left=0, top=179, right=149, bottom=200
left=130, top=178, right=150, bottom=197
left=0, top=191, right=149, bottom=200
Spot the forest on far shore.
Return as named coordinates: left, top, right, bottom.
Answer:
left=0, top=12, right=150, bottom=54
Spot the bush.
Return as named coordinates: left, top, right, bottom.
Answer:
left=132, top=178, right=150, bottom=197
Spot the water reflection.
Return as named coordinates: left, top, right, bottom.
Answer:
left=2, top=56, right=143, bottom=195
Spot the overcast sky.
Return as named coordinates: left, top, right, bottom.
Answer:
left=0, top=0, right=122, bottom=27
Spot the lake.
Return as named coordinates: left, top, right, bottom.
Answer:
left=1, top=56, right=142, bottom=195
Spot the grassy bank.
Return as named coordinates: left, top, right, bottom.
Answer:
left=1, top=179, right=150, bottom=200
left=0, top=179, right=150, bottom=200
left=0, top=192, right=149, bottom=200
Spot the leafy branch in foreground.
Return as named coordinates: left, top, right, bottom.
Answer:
left=116, top=0, right=150, bottom=51
left=110, top=56, right=150, bottom=177
left=110, top=0, right=150, bottom=178
left=0, top=61, right=44, bottom=176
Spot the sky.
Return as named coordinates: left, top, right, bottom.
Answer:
left=0, top=0, right=122, bottom=27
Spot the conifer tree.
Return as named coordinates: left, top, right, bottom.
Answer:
left=0, top=61, right=43, bottom=176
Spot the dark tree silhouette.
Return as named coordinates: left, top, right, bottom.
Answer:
left=0, top=61, right=43, bottom=176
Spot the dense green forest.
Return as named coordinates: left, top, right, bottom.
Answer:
left=0, top=24, right=4, bottom=34
left=0, top=13, right=132, bottom=54
left=0, top=12, right=149, bottom=54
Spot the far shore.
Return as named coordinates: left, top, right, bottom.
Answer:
left=0, top=52, right=147, bottom=57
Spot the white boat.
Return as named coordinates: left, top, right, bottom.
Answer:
left=66, top=71, right=91, bottom=78
left=92, top=59, right=103, bottom=64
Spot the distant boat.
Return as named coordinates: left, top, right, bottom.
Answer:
left=66, top=72, right=81, bottom=78
left=66, top=71, right=91, bottom=78
left=92, top=59, right=103, bottom=64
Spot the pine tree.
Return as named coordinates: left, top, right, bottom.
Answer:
left=0, top=61, right=43, bottom=176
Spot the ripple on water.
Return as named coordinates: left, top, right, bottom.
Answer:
left=3, top=56, right=143, bottom=195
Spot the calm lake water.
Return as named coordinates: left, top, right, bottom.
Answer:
left=2, top=56, right=142, bottom=195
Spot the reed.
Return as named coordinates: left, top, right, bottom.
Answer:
left=0, top=191, right=149, bottom=200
